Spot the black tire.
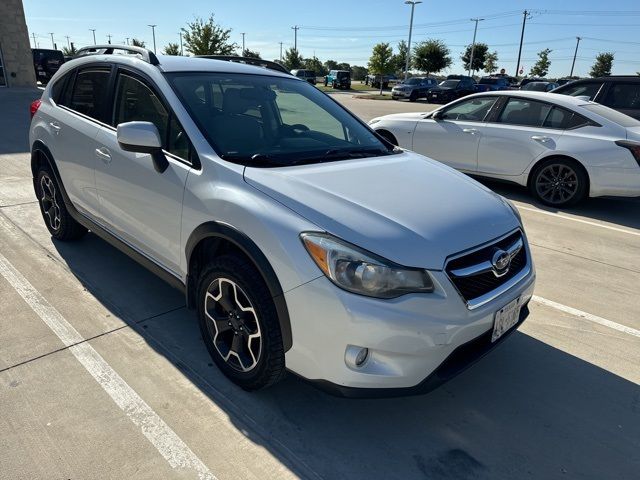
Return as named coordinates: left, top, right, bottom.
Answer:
left=197, top=255, right=286, bottom=391
left=35, top=164, right=87, bottom=241
left=376, top=130, right=398, bottom=146
left=529, top=157, right=588, bottom=208
left=409, top=91, right=418, bottom=102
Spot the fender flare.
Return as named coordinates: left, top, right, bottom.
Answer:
left=185, top=222, right=293, bottom=352
left=31, top=140, right=73, bottom=206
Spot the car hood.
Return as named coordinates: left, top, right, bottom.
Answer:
left=244, top=151, right=519, bottom=269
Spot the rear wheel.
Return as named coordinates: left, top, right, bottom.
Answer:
left=197, top=255, right=286, bottom=390
left=529, top=158, right=588, bottom=207
left=35, top=164, right=87, bottom=240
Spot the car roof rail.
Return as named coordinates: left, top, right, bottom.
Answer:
left=75, top=45, right=160, bottom=66
left=195, top=55, right=289, bottom=74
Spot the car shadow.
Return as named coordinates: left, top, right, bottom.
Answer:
left=474, top=177, right=640, bottom=231
left=50, top=232, right=640, bottom=480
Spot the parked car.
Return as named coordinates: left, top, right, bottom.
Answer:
left=391, top=77, right=437, bottom=101
left=290, top=69, right=317, bottom=84
left=426, top=77, right=476, bottom=103
left=32, top=48, right=65, bottom=84
left=324, top=70, right=351, bottom=89
left=30, top=45, right=534, bottom=396
left=552, top=76, right=640, bottom=120
left=521, top=81, right=559, bottom=92
left=518, top=78, right=545, bottom=88
left=556, top=78, right=574, bottom=86
left=478, top=76, right=512, bottom=91
left=366, top=74, right=397, bottom=89
left=369, top=91, right=640, bottom=207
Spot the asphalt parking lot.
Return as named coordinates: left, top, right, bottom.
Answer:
left=1, top=88, right=639, bottom=480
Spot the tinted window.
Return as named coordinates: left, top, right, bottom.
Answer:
left=440, top=80, right=459, bottom=88
left=542, top=107, right=587, bottom=129
left=50, top=72, right=71, bottom=104
left=114, top=74, right=169, bottom=141
left=69, top=69, right=111, bottom=120
left=555, top=82, right=602, bottom=100
left=441, top=97, right=497, bottom=121
left=602, top=83, right=640, bottom=109
left=497, top=98, right=552, bottom=127
left=581, top=104, right=640, bottom=127
left=169, top=72, right=393, bottom=166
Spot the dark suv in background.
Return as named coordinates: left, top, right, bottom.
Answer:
left=427, top=76, right=476, bottom=103
left=325, top=70, right=351, bottom=89
left=552, top=76, right=640, bottom=120
left=291, top=69, right=317, bottom=85
left=32, top=48, right=65, bottom=84
left=478, top=76, right=512, bottom=91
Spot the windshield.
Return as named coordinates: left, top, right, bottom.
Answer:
left=168, top=72, right=395, bottom=167
left=439, top=80, right=459, bottom=88
left=405, top=78, right=422, bottom=85
left=581, top=104, right=640, bottom=127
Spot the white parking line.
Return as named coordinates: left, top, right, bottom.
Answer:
left=533, top=295, right=640, bottom=338
left=516, top=204, right=640, bottom=237
left=0, top=252, right=216, bottom=480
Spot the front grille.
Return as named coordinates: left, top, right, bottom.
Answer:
left=445, top=231, right=527, bottom=305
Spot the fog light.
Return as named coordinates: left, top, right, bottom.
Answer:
left=345, top=345, right=369, bottom=369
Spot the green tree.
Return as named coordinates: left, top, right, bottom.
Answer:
left=61, top=44, right=77, bottom=56
left=590, top=52, right=614, bottom=77
left=368, top=42, right=394, bottom=94
left=530, top=48, right=552, bottom=77
left=303, top=56, right=326, bottom=76
left=484, top=50, right=499, bottom=74
left=324, top=59, right=338, bottom=71
left=461, top=43, right=488, bottom=74
left=392, top=40, right=409, bottom=75
left=163, top=43, right=180, bottom=55
left=351, top=65, right=368, bottom=81
left=282, top=48, right=304, bottom=70
left=182, top=14, right=236, bottom=56
left=242, top=48, right=261, bottom=59
left=131, top=38, right=145, bottom=48
left=336, top=62, right=351, bottom=72
left=412, top=39, right=452, bottom=76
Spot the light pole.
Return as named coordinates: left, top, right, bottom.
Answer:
left=467, top=18, right=484, bottom=77
left=178, top=32, right=183, bottom=55
left=89, top=29, right=96, bottom=45
left=241, top=32, right=246, bottom=54
left=32, top=32, right=37, bottom=48
left=515, top=10, right=529, bottom=77
left=291, top=25, right=299, bottom=51
left=48, top=33, right=55, bottom=49
left=126, top=37, right=130, bottom=46
left=404, top=1, right=422, bottom=81
left=106, top=34, right=112, bottom=45
left=148, top=24, right=157, bottom=53
left=65, top=36, right=71, bottom=49
left=570, top=36, right=581, bottom=78
left=279, top=42, right=283, bottom=61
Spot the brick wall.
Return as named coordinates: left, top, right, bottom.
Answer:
left=0, top=0, right=36, bottom=87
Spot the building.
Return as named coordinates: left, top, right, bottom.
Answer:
left=0, top=0, right=36, bottom=87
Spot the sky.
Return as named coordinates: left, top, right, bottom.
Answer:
left=23, top=0, right=640, bottom=78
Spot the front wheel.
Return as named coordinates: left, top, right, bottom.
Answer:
left=529, top=158, right=588, bottom=207
left=197, top=255, right=286, bottom=390
left=409, top=91, right=418, bottom=102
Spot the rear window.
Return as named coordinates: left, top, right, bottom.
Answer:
left=498, top=98, right=551, bottom=127
left=581, top=104, right=640, bottom=127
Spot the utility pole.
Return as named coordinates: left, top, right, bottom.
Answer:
left=241, top=32, right=246, bottom=53
left=32, top=32, right=37, bottom=48
left=65, top=36, right=71, bottom=48
left=515, top=10, right=529, bottom=77
left=467, top=18, right=484, bottom=77
left=148, top=24, right=157, bottom=53
left=106, top=34, right=112, bottom=45
left=404, top=1, right=422, bottom=81
left=178, top=32, right=183, bottom=55
left=291, top=25, right=299, bottom=51
left=89, top=29, right=96, bottom=45
left=126, top=37, right=130, bottom=46
left=49, top=33, right=55, bottom=49
left=569, top=36, right=581, bottom=78
left=279, top=42, right=283, bottom=61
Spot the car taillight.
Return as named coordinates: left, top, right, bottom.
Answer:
left=615, top=140, right=640, bottom=167
left=30, top=99, right=42, bottom=119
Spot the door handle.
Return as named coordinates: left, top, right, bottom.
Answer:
left=463, top=128, right=479, bottom=135
left=95, top=147, right=112, bottom=163
left=49, top=122, right=61, bottom=133
left=531, top=135, right=551, bottom=143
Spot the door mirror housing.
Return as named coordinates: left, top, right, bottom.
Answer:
left=117, top=121, right=168, bottom=173
left=432, top=110, right=444, bottom=120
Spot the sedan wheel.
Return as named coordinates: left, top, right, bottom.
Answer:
left=531, top=159, right=587, bottom=207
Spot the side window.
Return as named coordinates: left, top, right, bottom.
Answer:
left=50, top=72, right=71, bottom=104
left=557, top=82, right=602, bottom=100
left=602, top=83, right=640, bottom=109
left=167, top=116, right=190, bottom=159
left=113, top=73, right=169, bottom=143
left=441, top=97, right=497, bottom=122
left=497, top=98, right=552, bottom=127
left=69, top=68, right=111, bottom=121
left=543, top=107, right=573, bottom=129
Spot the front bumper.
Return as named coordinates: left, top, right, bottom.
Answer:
left=392, top=89, right=412, bottom=98
left=284, top=261, right=536, bottom=395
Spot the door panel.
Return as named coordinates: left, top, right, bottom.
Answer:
left=413, top=120, right=481, bottom=171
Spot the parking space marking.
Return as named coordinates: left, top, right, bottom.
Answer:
left=0, top=252, right=217, bottom=480
left=533, top=295, right=640, bottom=338
left=515, top=204, right=640, bottom=237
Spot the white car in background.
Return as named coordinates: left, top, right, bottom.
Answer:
left=369, top=91, right=640, bottom=207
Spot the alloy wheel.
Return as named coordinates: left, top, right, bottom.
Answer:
left=40, top=175, right=61, bottom=231
left=204, top=278, right=262, bottom=373
left=535, top=163, right=579, bottom=205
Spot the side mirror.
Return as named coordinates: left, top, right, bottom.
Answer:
left=117, top=121, right=169, bottom=173
left=432, top=110, right=444, bottom=120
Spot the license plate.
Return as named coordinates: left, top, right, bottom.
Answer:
left=492, top=297, right=521, bottom=342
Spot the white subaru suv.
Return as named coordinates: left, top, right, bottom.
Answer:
left=29, top=46, right=535, bottom=396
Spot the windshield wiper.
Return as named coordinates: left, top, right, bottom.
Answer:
left=288, top=147, right=393, bottom=166
left=220, top=153, right=287, bottom=167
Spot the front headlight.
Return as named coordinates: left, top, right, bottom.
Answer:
left=301, top=232, right=434, bottom=298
